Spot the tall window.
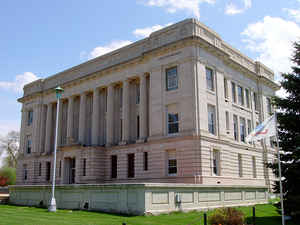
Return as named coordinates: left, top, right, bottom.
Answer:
left=253, top=92, right=258, bottom=111
left=137, top=116, right=140, bottom=139
left=224, top=78, right=228, bottom=99
left=27, top=110, right=33, bottom=126
left=46, top=162, right=51, bottom=181
left=225, top=111, right=230, bottom=131
left=23, top=164, right=28, bottom=181
left=267, top=97, right=272, bottom=115
left=252, top=156, right=257, bottom=178
left=208, top=105, right=216, bottom=135
left=166, top=67, right=178, bottom=91
left=245, top=89, right=250, bottom=108
left=83, top=158, right=86, bottom=176
left=168, top=113, right=179, bottom=134
left=240, top=117, right=246, bottom=142
left=136, top=83, right=140, bottom=104
left=111, top=155, right=117, bottom=179
left=238, top=86, right=244, bottom=106
left=213, top=150, right=220, bottom=176
left=167, top=150, right=177, bottom=175
left=26, top=136, right=32, bottom=154
left=238, top=154, right=243, bottom=177
left=233, top=115, right=238, bottom=141
left=38, top=162, right=42, bottom=176
left=206, top=68, right=214, bottom=91
left=247, top=119, right=252, bottom=135
left=127, top=153, right=135, bottom=178
left=231, top=82, right=236, bottom=103
left=59, top=160, right=62, bottom=177
left=143, top=152, right=148, bottom=171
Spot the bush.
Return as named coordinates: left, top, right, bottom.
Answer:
left=0, top=167, right=16, bottom=186
left=209, top=207, right=245, bottom=225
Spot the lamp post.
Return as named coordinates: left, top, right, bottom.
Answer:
left=48, top=86, right=64, bottom=212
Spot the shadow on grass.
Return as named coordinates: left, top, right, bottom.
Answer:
left=245, top=216, right=298, bottom=225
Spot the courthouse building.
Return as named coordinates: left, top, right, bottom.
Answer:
left=11, top=19, right=279, bottom=214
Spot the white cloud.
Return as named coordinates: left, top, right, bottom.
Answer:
left=0, top=72, right=39, bottom=93
left=225, top=0, right=252, bottom=15
left=242, top=16, right=300, bottom=81
left=283, top=8, right=300, bottom=23
left=143, top=0, right=215, bottom=19
left=133, top=23, right=173, bottom=38
left=88, top=40, right=133, bottom=59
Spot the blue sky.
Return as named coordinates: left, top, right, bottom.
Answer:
left=1, top=0, right=300, bottom=137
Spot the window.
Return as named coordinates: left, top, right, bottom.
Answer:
left=233, top=115, right=238, bottom=141
left=224, top=78, right=228, bottom=99
left=111, top=155, right=117, bottom=179
left=23, top=164, right=28, bottom=181
left=213, top=150, right=220, bottom=176
left=270, top=136, right=276, bottom=148
left=166, top=67, right=178, bottom=91
left=245, top=89, right=250, bottom=108
left=127, top=153, right=135, bottom=178
left=238, top=85, right=244, bottom=106
left=46, top=162, right=51, bottom=181
left=26, top=137, right=32, bottom=154
left=167, top=150, right=177, bottom=175
left=208, top=105, right=216, bottom=135
left=206, top=68, right=214, bottom=91
left=38, top=163, right=42, bottom=176
left=27, top=110, right=33, bottom=126
left=238, top=154, right=243, bottom=177
left=240, top=117, right=246, bottom=142
left=225, top=111, right=230, bottom=131
left=267, top=97, right=272, bottom=115
left=168, top=113, right=179, bottom=134
left=252, top=156, right=257, bottom=178
left=137, top=116, right=140, bottom=139
left=136, top=84, right=140, bottom=104
left=59, top=160, right=61, bottom=177
left=144, top=152, right=148, bottom=171
left=231, top=82, right=236, bottom=103
left=83, top=158, right=86, bottom=176
left=247, top=119, right=252, bottom=135
left=253, top=92, right=258, bottom=111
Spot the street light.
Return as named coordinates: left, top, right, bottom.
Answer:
left=48, top=86, right=64, bottom=212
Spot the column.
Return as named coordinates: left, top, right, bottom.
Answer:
left=139, top=74, right=148, bottom=141
left=106, top=84, right=114, bottom=146
left=57, top=99, right=63, bottom=146
left=78, top=93, right=87, bottom=145
left=44, top=103, right=53, bottom=153
left=67, top=96, right=74, bottom=144
left=19, top=108, right=27, bottom=154
left=121, top=80, right=130, bottom=144
left=39, top=105, right=47, bottom=153
left=92, top=88, right=100, bottom=145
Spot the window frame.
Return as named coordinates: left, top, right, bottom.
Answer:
left=207, top=104, right=216, bottom=135
left=166, top=66, right=178, bottom=91
left=245, top=89, right=250, bottom=108
left=111, top=155, right=118, bottom=179
left=143, top=152, right=148, bottom=171
left=233, top=115, right=238, bottom=141
left=206, top=67, right=214, bottom=91
left=231, top=82, right=236, bottom=103
left=168, top=112, right=179, bottom=135
left=27, top=110, right=33, bottom=126
left=26, top=136, right=32, bottom=154
left=240, top=117, right=246, bottom=143
left=212, top=149, right=221, bottom=176
left=237, top=85, right=244, bottom=106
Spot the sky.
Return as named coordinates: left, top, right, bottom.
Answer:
left=1, top=0, right=300, bottom=138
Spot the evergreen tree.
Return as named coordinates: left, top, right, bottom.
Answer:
left=268, top=42, right=300, bottom=218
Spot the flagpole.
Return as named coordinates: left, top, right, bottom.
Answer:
left=275, top=111, right=285, bottom=225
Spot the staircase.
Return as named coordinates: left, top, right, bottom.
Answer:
left=0, top=194, right=9, bottom=204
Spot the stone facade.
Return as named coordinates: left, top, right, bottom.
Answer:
left=16, top=19, right=279, bottom=192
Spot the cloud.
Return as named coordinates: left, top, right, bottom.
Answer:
left=88, top=40, right=133, bottom=59
left=0, top=72, right=39, bottom=93
left=283, top=8, right=300, bottom=23
left=142, top=0, right=215, bottom=19
left=0, top=120, right=20, bottom=137
left=133, top=23, right=173, bottom=38
left=225, top=0, right=252, bottom=15
left=242, top=16, right=300, bottom=81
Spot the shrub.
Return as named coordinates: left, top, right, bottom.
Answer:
left=0, top=167, right=16, bottom=186
left=209, top=207, right=245, bottom=225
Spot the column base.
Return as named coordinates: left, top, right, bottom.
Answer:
left=136, top=138, right=146, bottom=144
left=119, top=141, right=128, bottom=146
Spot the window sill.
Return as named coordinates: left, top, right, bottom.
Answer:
left=168, top=173, right=177, bottom=177
left=206, top=89, right=216, bottom=95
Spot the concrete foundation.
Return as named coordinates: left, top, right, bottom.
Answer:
left=9, top=183, right=268, bottom=215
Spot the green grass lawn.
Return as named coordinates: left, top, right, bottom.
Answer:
left=0, top=204, right=297, bottom=225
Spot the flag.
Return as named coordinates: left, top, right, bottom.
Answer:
left=246, top=115, right=276, bottom=142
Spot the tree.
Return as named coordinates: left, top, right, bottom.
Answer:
left=268, top=42, right=300, bottom=218
left=0, top=167, right=16, bottom=186
left=0, top=131, right=20, bottom=168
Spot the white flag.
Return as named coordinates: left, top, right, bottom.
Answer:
left=246, top=115, right=276, bottom=142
